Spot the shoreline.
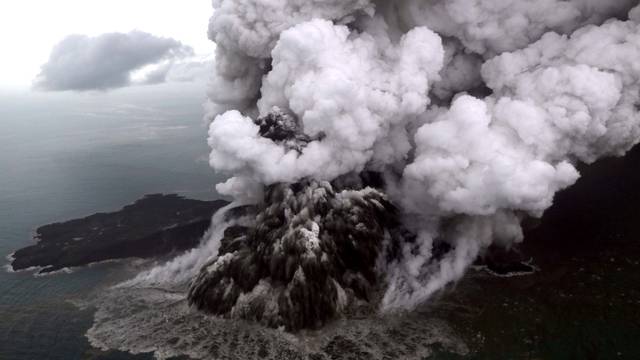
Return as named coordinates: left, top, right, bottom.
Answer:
left=9, top=194, right=228, bottom=275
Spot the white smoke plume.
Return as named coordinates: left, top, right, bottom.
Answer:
left=197, top=0, right=640, bottom=314
left=209, top=19, right=443, bottom=184
left=124, top=202, right=248, bottom=287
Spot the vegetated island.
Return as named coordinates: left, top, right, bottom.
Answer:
left=9, top=194, right=229, bottom=274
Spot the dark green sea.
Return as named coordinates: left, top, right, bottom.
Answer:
left=0, top=85, right=225, bottom=359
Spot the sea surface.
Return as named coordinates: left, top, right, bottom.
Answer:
left=0, top=85, right=226, bottom=360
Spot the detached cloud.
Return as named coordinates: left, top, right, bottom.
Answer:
left=34, top=31, right=194, bottom=91
left=138, top=57, right=213, bottom=85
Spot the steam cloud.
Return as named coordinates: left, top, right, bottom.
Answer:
left=141, top=0, right=640, bottom=325
left=34, top=31, right=195, bottom=91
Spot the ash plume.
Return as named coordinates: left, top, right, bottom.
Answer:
left=170, top=0, right=640, bottom=329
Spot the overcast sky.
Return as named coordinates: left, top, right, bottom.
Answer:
left=0, top=0, right=214, bottom=89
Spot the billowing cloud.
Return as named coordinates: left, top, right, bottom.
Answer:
left=199, top=1, right=640, bottom=313
left=34, top=31, right=194, bottom=91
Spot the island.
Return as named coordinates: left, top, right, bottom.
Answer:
left=10, top=194, right=229, bottom=274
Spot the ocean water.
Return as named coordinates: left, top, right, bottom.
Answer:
left=0, top=85, right=226, bottom=360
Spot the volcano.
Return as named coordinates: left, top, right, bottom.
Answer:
left=188, top=172, right=401, bottom=330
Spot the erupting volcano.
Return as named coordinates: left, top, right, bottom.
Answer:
left=189, top=171, right=400, bottom=330
left=75, top=6, right=640, bottom=358
left=175, top=0, right=640, bottom=330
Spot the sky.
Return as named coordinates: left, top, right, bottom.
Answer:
left=0, top=0, right=214, bottom=89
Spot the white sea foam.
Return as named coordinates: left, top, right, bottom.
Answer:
left=86, top=284, right=468, bottom=360
left=34, top=267, right=74, bottom=277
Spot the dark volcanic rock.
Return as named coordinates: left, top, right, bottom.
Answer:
left=10, top=194, right=228, bottom=274
left=188, top=173, right=401, bottom=331
left=253, top=107, right=325, bottom=153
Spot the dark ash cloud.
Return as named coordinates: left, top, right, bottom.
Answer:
left=34, top=31, right=193, bottom=91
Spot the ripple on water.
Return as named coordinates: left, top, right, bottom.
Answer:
left=87, top=284, right=469, bottom=360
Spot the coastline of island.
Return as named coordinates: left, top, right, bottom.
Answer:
left=7, top=194, right=229, bottom=275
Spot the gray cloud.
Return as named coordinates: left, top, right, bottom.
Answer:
left=34, top=31, right=193, bottom=91
left=140, top=58, right=213, bottom=85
